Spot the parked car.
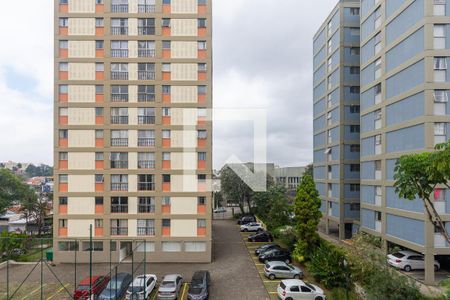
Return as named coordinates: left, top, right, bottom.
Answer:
left=237, top=215, right=256, bottom=225
left=214, top=207, right=226, bottom=213
left=99, top=272, right=133, bottom=300
left=277, top=279, right=325, bottom=300
left=255, top=244, right=281, bottom=256
left=259, top=248, right=291, bottom=264
left=264, top=261, right=303, bottom=280
left=187, top=270, right=210, bottom=300
left=157, top=274, right=183, bottom=300
left=73, top=276, right=110, bottom=300
left=387, top=250, right=440, bottom=272
left=126, top=274, right=157, bottom=300
left=248, top=231, right=273, bottom=242
left=240, top=222, right=263, bottom=232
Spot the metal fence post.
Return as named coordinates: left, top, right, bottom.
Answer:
left=40, top=238, right=43, bottom=300
left=74, top=239, right=77, bottom=295
left=6, top=259, right=9, bottom=300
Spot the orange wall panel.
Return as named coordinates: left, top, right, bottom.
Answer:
left=96, top=27, right=104, bottom=36
left=59, top=4, right=68, bottom=13
left=198, top=50, right=207, bottom=59
left=198, top=72, right=207, bottom=81
left=162, top=72, right=171, bottom=81
left=95, top=4, right=104, bottom=13
left=95, top=138, right=104, bottom=147
left=60, top=48, right=68, bottom=58
left=162, top=50, right=171, bottom=59
left=95, top=227, right=103, bottom=237
left=96, top=49, right=104, bottom=58
left=198, top=183, right=207, bottom=192
left=95, top=116, right=104, bottom=125
left=59, top=71, right=68, bottom=80
left=58, top=228, right=68, bottom=237
left=95, top=94, right=104, bottom=103
left=162, top=182, right=171, bottom=192
left=162, top=138, right=171, bottom=148
left=197, top=204, right=206, bottom=214
left=59, top=94, right=68, bottom=103
left=59, top=138, right=68, bottom=148
left=59, top=204, right=67, bottom=215
left=95, top=204, right=104, bottom=214
left=197, top=160, right=206, bottom=170
left=95, top=160, right=104, bottom=170
left=162, top=160, right=171, bottom=170
left=198, top=5, right=207, bottom=14
left=162, top=226, right=170, bottom=236
left=198, top=28, right=207, bottom=37
left=59, top=27, right=68, bottom=36
left=162, top=205, right=171, bottom=214
left=162, top=94, right=171, bottom=103
left=162, top=116, right=171, bottom=125
left=197, top=227, right=206, bottom=236
left=198, top=139, right=206, bottom=148
left=197, top=117, right=206, bottom=126
left=162, top=27, right=171, bottom=36
left=59, top=116, right=68, bottom=125
left=59, top=183, right=68, bottom=192
left=95, top=183, right=104, bottom=192
left=59, top=160, right=68, bottom=170
left=198, top=94, right=206, bottom=103
left=96, top=71, right=104, bottom=80
left=162, top=4, right=171, bottom=13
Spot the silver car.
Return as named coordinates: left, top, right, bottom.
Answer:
left=157, top=274, right=183, bottom=300
left=264, top=261, right=303, bottom=280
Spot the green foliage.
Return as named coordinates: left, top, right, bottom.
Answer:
left=0, top=231, right=28, bottom=259
left=330, top=288, right=359, bottom=300
left=0, top=169, right=35, bottom=214
left=307, top=241, right=352, bottom=289
left=293, top=174, right=322, bottom=261
left=304, top=163, right=313, bottom=178
left=24, top=164, right=53, bottom=178
left=254, top=185, right=291, bottom=231
left=220, top=165, right=253, bottom=214
left=272, top=226, right=297, bottom=251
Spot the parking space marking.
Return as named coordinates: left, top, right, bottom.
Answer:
left=180, top=282, right=189, bottom=300
left=46, top=283, right=70, bottom=300
left=22, top=284, right=47, bottom=300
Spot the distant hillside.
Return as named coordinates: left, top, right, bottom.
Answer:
left=0, top=162, right=53, bottom=178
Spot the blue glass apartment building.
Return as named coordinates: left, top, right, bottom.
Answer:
left=313, top=0, right=361, bottom=240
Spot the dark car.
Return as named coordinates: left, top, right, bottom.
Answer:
left=237, top=215, right=256, bottom=225
left=248, top=231, right=273, bottom=242
left=73, top=276, right=110, bottom=300
left=255, top=244, right=281, bottom=256
left=187, top=270, right=211, bottom=300
left=259, top=249, right=292, bottom=264
left=99, top=273, right=133, bottom=300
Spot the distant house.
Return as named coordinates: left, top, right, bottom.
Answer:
left=274, top=166, right=306, bottom=196
left=0, top=209, right=23, bottom=233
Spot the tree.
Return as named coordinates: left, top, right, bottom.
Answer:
left=213, top=191, right=224, bottom=208
left=220, top=165, right=254, bottom=214
left=0, top=169, right=34, bottom=214
left=21, top=195, right=50, bottom=237
left=304, top=163, right=313, bottom=177
left=394, top=140, right=450, bottom=242
left=293, top=174, right=322, bottom=261
left=0, top=231, right=27, bottom=258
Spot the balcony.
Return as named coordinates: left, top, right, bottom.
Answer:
left=111, top=27, right=128, bottom=35
left=138, top=71, right=155, bottom=80
left=111, top=49, right=129, bottom=58
left=111, top=4, right=128, bottom=12
left=111, top=183, right=128, bottom=191
left=111, top=138, right=128, bottom=147
left=138, top=160, right=155, bottom=169
left=138, top=116, right=155, bottom=124
left=111, top=205, right=128, bottom=213
left=138, top=93, right=155, bottom=102
left=138, top=4, right=155, bottom=13
left=111, top=161, right=128, bottom=169
left=138, top=49, right=156, bottom=58
left=111, top=116, right=129, bottom=124
left=137, top=227, right=155, bottom=236
left=111, top=93, right=129, bottom=102
left=111, top=227, right=128, bottom=236
left=111, top=71, right=128, bottom=80
left=138, top=27, right=155, bottom=35
left=138, top=205, right=155, bottom=213
left=138, top=138, right=155, bottom=147
left=138, top=183, right=155, bottom=191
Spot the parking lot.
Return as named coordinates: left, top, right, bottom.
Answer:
left=0, top=220, right=269, bottom=300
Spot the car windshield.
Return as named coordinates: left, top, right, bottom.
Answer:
left=305, top=283, right=316, bottom=291
left=392, top=253, right=405, bottom=258
left=161, top=281, right=175, bottom=288
left=287, top=265, right=295, bottom=270
left=280, top=282, right=286, bottom=290
left=128, top=286, right=144, bottom=293
left=77, top=285, right=91, bottom=291
left=191, top=279, right=203, bottom=288
left=106, top=280, right=121, bottom=289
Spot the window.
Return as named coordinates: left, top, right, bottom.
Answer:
left=95, top=63, right=104, bottom=72
left=95, top=219, right=103, bottom=228
left=138, top=197, right=155, bottom=213
left=434, top=90, right=448, bottom=103
left=111, top=197, right=128, bottom=213
left=96, top=85, right=104, bottom=94
left=434, top=57, right=448, bottom=70
left=198, top=219, right=206, bottom=228
left=58, top=241, right=78, bottom=251
left=162, top=85, right=171, bottom=94
left=111, top=174, right=128, bottom=191
left=95, top=174, right=104, bottom=184
left=198, top=41, right=207, bottom=50
left=138, top=85, right=155, bottom=101
left=59, top=174, right=68, bottom=183
left=163, top=152, right=171, bottom=161
left=162, top=219, right=171, bottom=227
left=162, top=41, right=171, bottom=49
left=59, top=219, right=67, bottom=228
left=374, top=58, right=382, bottom=79
left=350, top=144, right=360, bottom=152
left=376, top=211, right=382, bottom=221
left=95, top=129, right=104, bottom=139
left=162, top=130, right=171, bottom=139
left=185, top=242, right=206, bottom=252
left=350, top=67, right=360, bottom=74
left=138, top=18, right=155, bottom=35
left=374, top=7, right=382, bottom=28
left=434, top=0, right=446, bottom=16
left=350, top=125, right=360, bottom=133
left=95, top=107, right=103, bottom=117
left=349, top=184, right=360, bottom=192
left=350, top=27, right=360, bottom=36
left=350, top=164, right=360, bottom=172
left=59, top=197, right=68, bottom=205
left=162, top=107, right=170, bottom=116
left=137, top=219, right=155, bottom=236
left=59, top=18, right=68, bottom=27
left=349, top=105, right=360, bottom=113
left=350, top=47, right=360, bottom=55
left=95, top=197, right=103, bottom=205
left=138, top=152, right=155, bottom=169
left=95, top=18, right=104, bottom=27
left=59, top=108, right=68, bottom=117
left=198, top=85, right=206, bottom=95
left=59, top=62, right=68, bottom=72
left=434, top=25, right=446, bottom=49
left=60, top=0, right=68, bottom=4
left=198, top=196, right=206, bottom=205
left=111, top=219, right=128, bottom=235
left=375, top=160, right=382, bottom=171
left=198, top=0, right=206, bottom=4
left=350, top=86, right=360, bottom=94
left=82, top=241, right=103, bottom=252
left=162, top=63, right=171, bottom=72
left=198, top=174, right=206, bottom=182
left=59, top=85, right=68, bottom=94
left=198, top=152, right=206, bottom=161
left=59, top=40, right=68, bottom=49
left=435, top=122, right=447, bottom=135
left=138, top=130, right=155, bottom=146
left=138, top=174, right=155, bottom=191
left=198, top=19, right=207, bottom=28
left=162, top=242, right=181, bottom=252
left=110, top=152, right=128, bottom=169
left=198, top=63, right=207, bottom=71
left=198, top=130, right=207, bottom=139
left=350, top=8, right=360, bottom=15
left=163, top=174, right=171, bottom=183
left=162, top=18, right=171, bottom=27
left=374, top=32, right=382, bottom=54
left=375, top=134, right=382, bottom=145
left=162, top=196, right=171, bottom=206
left=95, top=40, right=104, bottom=49
left=59, top=130, right=68, bottom=140
left=59, top=152, right=68, bottom=160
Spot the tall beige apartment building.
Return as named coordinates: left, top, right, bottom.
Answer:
left=54, top=0, right=212, bottom=263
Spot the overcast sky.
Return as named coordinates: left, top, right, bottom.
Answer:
left=0, top=0, right=337, bottom=168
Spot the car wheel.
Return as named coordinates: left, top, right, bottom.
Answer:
left=285, top=298, right=293, bottom=300
left=269, top=274, right=276, bottom=280
left=293, top=274, right=300, bottom=279
left=243, top=229, right=248, bottom=232
left=404, top=265, right=412, bottom=272
left=435, top=265, right=440, bottom=271
left=285, top=259, right=291, bottom=264
left=315, top=297, right=324, bottom=300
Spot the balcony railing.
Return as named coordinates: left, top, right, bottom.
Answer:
left=111, top=93, right=129, bottom=102
left=138, top=138, right=155, bottom=147
left=138, top=49, right=156, bottom=58
left=111, top=161, right=128, bottom=169
left=111, top=138, right=128, bottom=147
left=138, top=93, right=155, bottom=102
left=111, top=227, right=128, bottom=236
left=137, top=227, right=155, bottom=236
left=111, top=72, right=129, bottom=80
left=111, top=116, right=129, bottom=124
left=111, top=27, right=129, bottom=35
left=138, top=116, right=155, bottom=124
left=138, top=205, right=155, bottom=213
left=111, top=49, right=129, bottom=58
left=138, top=27, right=155, bottom=35
left=138, top=71, right=155, bottom=80
left=138, top=183, right=155, bottom=191
left=111, top=205, right=128, bottom=213
left=138, top=4, right=156, bottom=13
left=111, top=4, right=128, bottom=12
left=138, top=160, right=155, bottom=169
left=111, top=183, right=128, bottom=191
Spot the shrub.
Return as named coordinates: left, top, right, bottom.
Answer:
left=273, top=226, right=297, bottom=251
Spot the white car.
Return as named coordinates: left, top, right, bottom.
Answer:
left=277, top=279, right=325, bottom=300
left=387, top=250, right=440, bottom=272
left=240, top=222, right=263, bottom=232
left=214, top=207, right=226, bottom=213
left=126, top=274, right=157, bottom=300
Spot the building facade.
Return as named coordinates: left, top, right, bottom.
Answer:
left=313, top=0, right=361, bottom=240
left=54, top=0, right=212, bottom=263
left=274, top=166, right=306, bottom=193
left=359, top=0, right=450, bottom=283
